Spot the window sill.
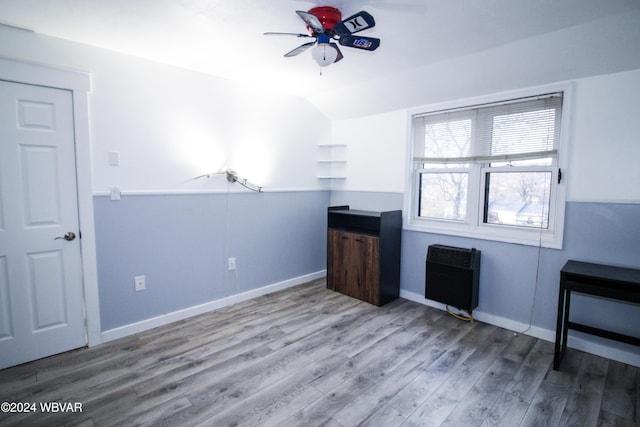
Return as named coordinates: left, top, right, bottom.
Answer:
left=403, top=221, right=563, bottom=249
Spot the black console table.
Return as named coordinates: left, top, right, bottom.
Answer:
left=553, top=260, right=640, bottom=370
left=327, top=206, right=402, bottom=306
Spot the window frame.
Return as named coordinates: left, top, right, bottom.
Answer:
left=404, top=83, right=572, bottom=249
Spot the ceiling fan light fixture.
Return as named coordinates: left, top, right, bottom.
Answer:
left=265, top=7, right=379, bottom=68
left=307, top=6, right=342, bottom=31
left=311, top=43, right=338, bottom=67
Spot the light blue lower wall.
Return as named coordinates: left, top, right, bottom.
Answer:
left=95, top=188, right=638, bottom=361
left=331, top=191, right=640, bottom=358
left=94, top=190, right=330, bottom=331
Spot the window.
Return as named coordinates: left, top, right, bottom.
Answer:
left=406, top=89, right=569, bottom=248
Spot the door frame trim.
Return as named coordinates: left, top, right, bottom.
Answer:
left=0, top=56, right=102, bottom=347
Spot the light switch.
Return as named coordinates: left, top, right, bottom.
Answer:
left=110, top=186, right=121, bottom=201
left=108, top=151, right=120, bottom=166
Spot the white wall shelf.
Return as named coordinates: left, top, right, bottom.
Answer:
left=317, top=144, right=347, bottom=179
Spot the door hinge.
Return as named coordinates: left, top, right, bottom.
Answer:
left=557, top=168, right=563, bottom=184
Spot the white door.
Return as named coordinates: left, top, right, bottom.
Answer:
left=0, top=80, right=86, bottom=369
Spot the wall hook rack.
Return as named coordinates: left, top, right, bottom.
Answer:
left=194, top=169, right=263, bottom=192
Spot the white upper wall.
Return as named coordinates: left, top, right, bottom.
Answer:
left=313, top=10, right=640, bottom=121
left=331, top=110, right=408, bottom=193
left=568, top=70, right=640, bottom=203
left=329, top=10, right=640, bottom=204
left=331, top=69, right=640, bottom=204
left=0, top=26, right=331, bottom=194
left=2, top=8, right=638, bottom=201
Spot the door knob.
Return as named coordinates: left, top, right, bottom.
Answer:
left=55, top=232, right=76, bottom=241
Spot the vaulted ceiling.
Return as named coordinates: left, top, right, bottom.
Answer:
left=1, top=0, right=639, bottom=118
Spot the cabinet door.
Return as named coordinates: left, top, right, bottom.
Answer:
left=327, top=229, right=349, bottom=293
left=343, top=233, right=362, bottom=300
left=351, top=234, right=380, bottom=305
left=328, top=230, right=362, bottom=299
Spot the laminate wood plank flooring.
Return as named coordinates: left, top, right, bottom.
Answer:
left=0, top=279, right=638, bottom=427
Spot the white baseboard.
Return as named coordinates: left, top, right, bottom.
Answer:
left=101, top=270, right=326, bottom=343
left=101, top=277, right=638, bottom=367
left=400, top=289, right=640, bottom=367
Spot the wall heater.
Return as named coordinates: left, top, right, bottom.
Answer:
left=425, top=244, right=481, bottom=313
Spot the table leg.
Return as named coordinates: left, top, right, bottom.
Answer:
left=553, top=277, right=566, bottom=370
left=562, top=289, right=571, bottom=351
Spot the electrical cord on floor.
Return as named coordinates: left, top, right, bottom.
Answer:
left=446, top=305, right=474, bottom=323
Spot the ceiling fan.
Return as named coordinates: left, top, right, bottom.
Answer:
left=264, top=6, right=380, bottom=67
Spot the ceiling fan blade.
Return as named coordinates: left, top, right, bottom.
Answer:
left=338, top=35, right=380, bottom=51
left=284, top=41, right=316, bottom=57
left=330, top=43, right=344, bottom=63
left=333, top=11, right=376, bottom=36
left=264, top=32, right=314, bottom=38
left=295, top=10, right=325, bottom=34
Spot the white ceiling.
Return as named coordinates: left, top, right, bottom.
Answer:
left=1, top=0, right=639, bottom=108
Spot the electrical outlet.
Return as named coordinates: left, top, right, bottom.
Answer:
left=134, top=275, right=146, bottom=291
left=228, top=257, right=236, bottom=271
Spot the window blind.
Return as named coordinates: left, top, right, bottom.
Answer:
left=413, top=93, right=562, bottom=164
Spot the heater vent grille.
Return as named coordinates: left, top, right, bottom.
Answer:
left=427, top=245, right=476, bottom=269
left=425, top=245, right=481, bottom=312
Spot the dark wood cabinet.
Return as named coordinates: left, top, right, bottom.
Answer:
left=327, top=206, right=402, bottom=306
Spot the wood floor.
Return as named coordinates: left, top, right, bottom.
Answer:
left=1, top=279, right=638, bottom=427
